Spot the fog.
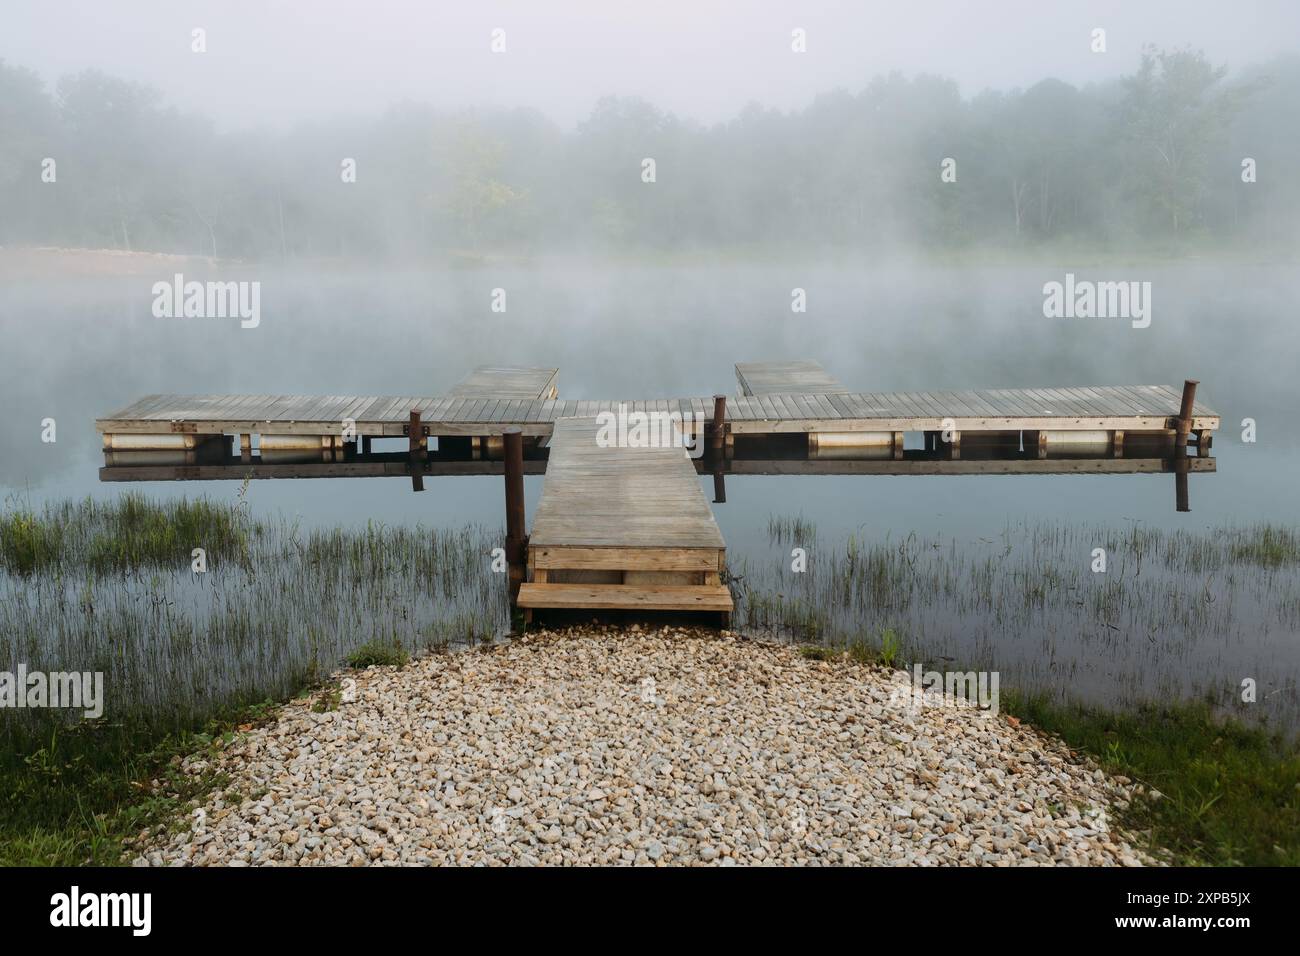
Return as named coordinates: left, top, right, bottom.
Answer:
left=6, top=1, right=1299, bottom=130
left=5, top=4, right=1300, bottom=258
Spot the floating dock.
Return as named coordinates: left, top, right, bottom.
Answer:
left=97, top=382, right=1219, bottom=445
left=95, top=360, right=1220, bottom=617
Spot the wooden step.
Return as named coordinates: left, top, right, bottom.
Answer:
left=516, top=582, right=734, bottom=612
left=531, top=545, right=723, bottom=572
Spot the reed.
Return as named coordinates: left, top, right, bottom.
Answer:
left=739, top=516, right=1300, bottom=735
left=0, top=495, right=507, bottom=749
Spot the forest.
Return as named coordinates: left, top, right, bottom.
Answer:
left=1, top=47, right=1296, bottom=259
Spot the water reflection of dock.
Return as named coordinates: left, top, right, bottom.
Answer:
left=96, top=361, right=1218, bottom=617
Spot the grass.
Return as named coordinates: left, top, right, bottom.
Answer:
left=800, top=627, right=903, bottom=666
left=740, top=517, right=1300, bottom=736
left=0, top=492, right=255, bottom=575
left=345, top=641, right=410, bottom=669
left=877, top=628, right=902, bottom=667
left=768, top=514, right=817, bottom=545
left=2, top=494, right=506, bottom=738
left=1, top=492, right=507, bottom=863
left=1002, top=694, right=1300, bottom=867
left=1227, top=525, right=1300, bottom=569
left=0, top=700, right=280, bottom=866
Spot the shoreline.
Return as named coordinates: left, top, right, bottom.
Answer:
left=3, top=243, right=1298, bottom=281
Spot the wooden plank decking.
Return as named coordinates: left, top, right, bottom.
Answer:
left=736, top=359, right=850, bottom=395
left=516, top=417, right=732, bottom=614
left=448, top=365, right=558, bottom=400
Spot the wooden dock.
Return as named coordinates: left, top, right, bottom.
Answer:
left=517, top=417, right=732, bottom=615
left=96, top=383, right=1220, bottom=442
left=95, top=359, right=1219, bottom=616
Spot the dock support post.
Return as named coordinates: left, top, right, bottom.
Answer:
left=1176, top=379, right=1199, bottom=450
left=407, top=409, right=426, bottom=492
left=1171, top=380, right=1198, bottom=512
left=710, top=395, right=727, bottom=503
left=710, top=395, right=726, bottom=454
left=503, top=427, right=526, bottom=603
left=1175, top=458, right=1190, bottom=512
left=407, top=409, right=426, bottom=453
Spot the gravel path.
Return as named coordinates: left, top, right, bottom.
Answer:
left=136, top=627, right=1152, bottom=866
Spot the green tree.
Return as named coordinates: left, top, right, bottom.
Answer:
left=1120, top=47, right=1256, bottom=235
left=443, top=125, right=524, bottom=250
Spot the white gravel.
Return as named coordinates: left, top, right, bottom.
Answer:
left=135, top=626, right=1152, bottom=866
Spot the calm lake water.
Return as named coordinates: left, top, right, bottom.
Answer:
left=3, top=260, right=1299, bottom=728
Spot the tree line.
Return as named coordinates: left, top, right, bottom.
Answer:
left=1, top=47, right=1296, bottom=259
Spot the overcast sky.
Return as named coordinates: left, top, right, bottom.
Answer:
left=4, top=0, right=1298, bottom=129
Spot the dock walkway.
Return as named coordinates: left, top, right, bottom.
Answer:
left=517, top=417, right=733, bottom=614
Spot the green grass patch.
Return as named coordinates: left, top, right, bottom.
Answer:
left=767, top=514, right=817, bottom=544
left=345, top=640, right=410, bottom=669
left=877, top=628, right=902, bottom=667
left=0, top=701, right=278, bottom=866
left=310, top=688, right=343, bottom=713
left=1227, top=524, right=1300, bottom=569
left=0, top=509, right=65, bottom=575
left=0, top=493, right=255, bottom=575
left=1002, top=693, right=1300, bottom=867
